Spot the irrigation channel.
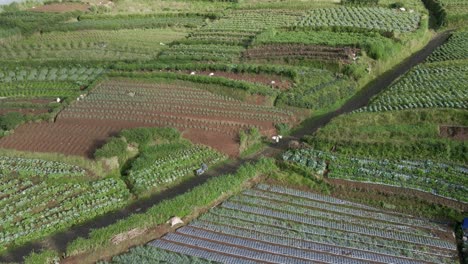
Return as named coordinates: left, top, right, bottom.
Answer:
left=0, top=31, right=451, bottom=263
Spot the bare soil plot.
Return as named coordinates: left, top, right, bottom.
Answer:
left=439, top=125, right=468, bottom=141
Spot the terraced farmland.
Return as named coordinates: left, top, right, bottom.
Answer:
left=244, top=44, right=358, bottom=64
left=283, top=149, right=468, bottom=203
left=127, top=143, right=225, bottom=195
left=0, top=29, right=187, bottom=61
left=426, top=30, right=468, bottom=62
left=295, top=7, right=421, bottom=32
left=357, top=61, right=468, bottom=112
left=0, top=78, right=297, bottom=157
left=109, top=184, right=458, bottom=264
left=0, top=157, right=129, bottom=251
left=359, top=30, right=468, bottom=112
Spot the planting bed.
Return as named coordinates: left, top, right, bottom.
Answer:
left=110, top=184, right=458, bottom=264
left=296, top=7, right=421, bottom=32
left=0, top=122, right=122, bottom=157
left=0, top=78, right=297, bottom=157
left=166, top=70, right=292, bottom=90
left=0, top=157, right=129, bottom=252
left=243, top=44, right=358, bottom=63
left=0, top=29, right=187, bottom=61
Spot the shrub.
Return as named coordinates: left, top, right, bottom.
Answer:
left=120, top=127, right=180, bottom=147
left=239, top=127, right=262, bottom=153
left=94, top=137, right=127, bottom=160
left=0, top=112, right=25, bottom=131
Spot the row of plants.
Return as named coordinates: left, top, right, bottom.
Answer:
left=197, top=209, right=455, bottom=262
left=220, top=200, right=454, bottom=248
left=0, top=66, right=104, bottom=83
left=181, top=29, right=257, bottom=46
left=283, top=148, right=468, bottom=202
left=108, top=72, right=276, bottom=96
left=53, top=14, right=207, bottom=32
left=253, top=29, right=401, bottom=60
left=426, top=30, right=467, bottom=62
left=159, top=44, right=245, bottom=63
left=104, top=246, right=218, bottom=264
left=110, top=62, right=298, bottom=80
left=229, top=194, right=435, bottom=237
left=0, top=156, right=86, bottom=177
left=0, top=28, right=185, bottom=61
left=144, top=183, right=456, bottom=263
left=127, top=144, right=226, bottom=195
left=252, top=184, right=445, bottom=229
left=0, top=81, right=80, bottom=98
left=53, top=158, right=277, bottom=260
left=0, top=174, right=130, bottom=253
left=203, top=9, right=304, bottom=32
left=295, top=7, right=421, bottom=33
left=360, top=61, right=468, bottom=112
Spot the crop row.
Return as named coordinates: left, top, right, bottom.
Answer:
left=203, top=9, right=304, bottom=32
left=174, top=228, right=374, bottom=264
left=244, top=44, right=356, bottom=63
left=67, top=103, right=291, bottom=123
left=242, top=188, right=445, bottom=231
left=197, top=211, right=455, bottom=263
left=229, top=194, right=435, bottom=237
left=0, top=29, right=185, bottom=61
left=128, top=145, right=225, bottom=194
left=0, top=156, right=85, bottom=177
left=359, top=61, right=468, bottom=112
left=159, top=44, right=245, bottom=62
left=184, top=29, right=257, bottom=45
left=150, top=239, right=257, bottom=264
left=295, top=7, right=420, bottom=32
left=283, top=148, right=468, bottom=202
left=55, top=15, right=206, bottom=31
left=220, top=201, right=454, bottom=249
left=0, top=81, right=80, bottom=98
left=0, top=67, right=103, bottom=83
left=145, top=184, right=456, bottom=263
left=108, top=246, right=218, bottom=264
left=426, top=30, right=467, bottom=62
left=0, top=177, right=129, bottom=249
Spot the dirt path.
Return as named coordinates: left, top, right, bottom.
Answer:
left=0, top=32, right=452, bottom=263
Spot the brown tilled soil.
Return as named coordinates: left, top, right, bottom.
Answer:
left=0, top=121, right=121, bottom=158
left=29, top=3, right=90, bottom=13
left=0, top=108, right=49, bottom=115
left=439, top=125, right=467, bottom=141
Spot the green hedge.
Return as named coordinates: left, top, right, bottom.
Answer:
left=109, top=71, right=276, bottom=96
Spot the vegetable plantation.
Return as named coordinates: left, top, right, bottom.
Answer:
left=0, top=160, right=129, bottom=253
left=283, top=149, right=468, bottom=203
left=426, top=30, right=468, bottom=62
left=128, top=144, right=225, bottom=195
left=358, top=60, right=468, bottom=112
left=295, top=7, right=421, bottom=33
left=0, top=29, right=187, bottom=61
left=138, top=184, right=457, bottom=264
